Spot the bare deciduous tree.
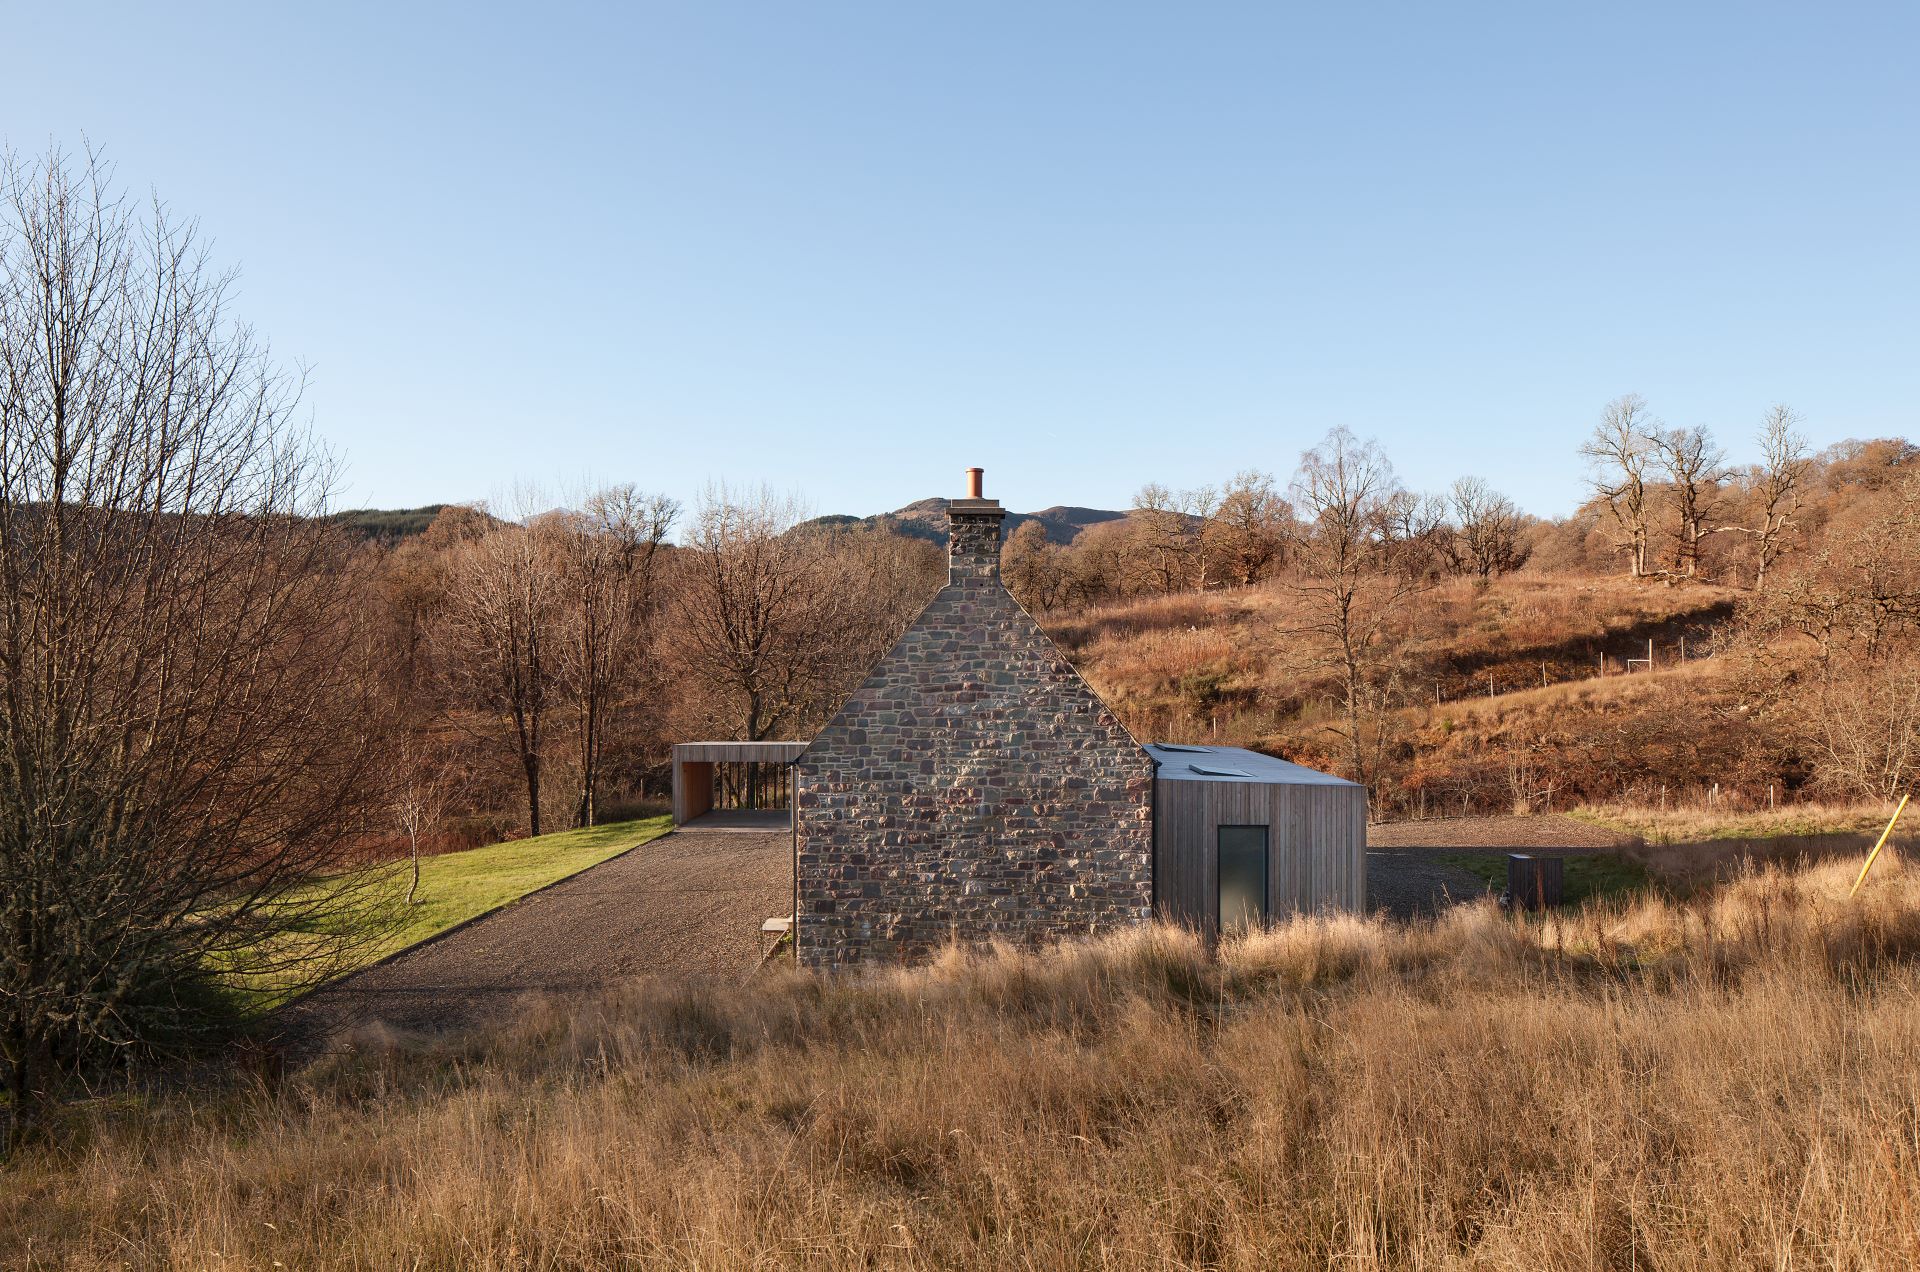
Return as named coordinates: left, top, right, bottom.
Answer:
left=1725, top=405, right=1813, bottom=591
left=0, top=147, right=383, bottom=1139
left=1204, top=469, right=1289, bottom=587
left=1379, top=490, right=1450, bottom=581
left=551, top=486, right=677, bottom=826
left=1286, top=428, right=1430, bottom=788
left=393, top=736, right=453, bottom=905
left=1003, top=519, right=1070, bottom=613
left=1061, top=518, right=1131, bottom=608
left=1581, top=394, right=1658, bottom=578
left=1448, top=476, right=1527, bottom=582
left=664, top=486, right=939, bottom=750
left=1804, top=659, right=1920, bottom=801
left=1651, top=424, right=1727, bottom=578
left=1739, top=471, right=1920, bottom=797
left=436, top=499, right=559, bottom=836
left=1130, top=483, right=1211, bottom=593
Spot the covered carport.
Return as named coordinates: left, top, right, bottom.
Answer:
left=670, top=741, right=809, bottom=825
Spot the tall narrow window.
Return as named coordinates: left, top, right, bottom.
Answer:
left=1217, top=826, right=1269, bottom=934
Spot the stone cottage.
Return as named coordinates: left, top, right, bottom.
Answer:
left=791, top=471, right=1156, bottom=967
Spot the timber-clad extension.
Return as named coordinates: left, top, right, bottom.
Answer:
left=1147, top=743, right=1367, bottom=933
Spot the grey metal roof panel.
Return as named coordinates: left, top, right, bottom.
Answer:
left=1145, top=743, right=1361, bottom=787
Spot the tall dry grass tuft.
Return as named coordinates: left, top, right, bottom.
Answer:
left=8, top=855, right=1920, bottom=1268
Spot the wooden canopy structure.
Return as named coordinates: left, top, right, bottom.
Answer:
left=670, top=741, right=808, bottom=824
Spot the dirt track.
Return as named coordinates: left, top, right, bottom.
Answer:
left=1367, top=813, right=1640, bottom=851
left=285, top=818, right=791, bottom=1044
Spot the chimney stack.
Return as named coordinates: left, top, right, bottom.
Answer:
left=947, top=466, right=1006, bottom=585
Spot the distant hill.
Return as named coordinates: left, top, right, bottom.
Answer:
left=326, top=506, right=449, bottom=543
left=804, top=498, right=1129, bottom=546
left=326, top=499, right=1134, bottom=548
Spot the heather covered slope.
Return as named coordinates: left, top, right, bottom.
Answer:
left=1049, top=575, right=1754, bottom=817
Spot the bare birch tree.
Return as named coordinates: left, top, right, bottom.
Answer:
left=0, top=148, right=382, bottom=1139
left=1286, top=428, right=1430, bottom=788
left=393, top=735, right=453, bottom=905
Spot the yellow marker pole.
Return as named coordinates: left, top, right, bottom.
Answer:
left=1849, top=792, right=1911, bottom=899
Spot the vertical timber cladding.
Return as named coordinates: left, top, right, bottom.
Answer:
left=793, top=491, right=1155, bottom=967
left=1148, top=744, right=1368, bottom=933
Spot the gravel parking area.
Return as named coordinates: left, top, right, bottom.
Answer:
left=1365, top=851, right=1495, bottom=918
left=1362, top=815, right=1643, bottom=917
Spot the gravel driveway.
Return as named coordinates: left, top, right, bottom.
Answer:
left=286, top=818, right=792, bottom=1044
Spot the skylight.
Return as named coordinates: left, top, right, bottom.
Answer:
left=1188, top=764, right=1253, bottom=778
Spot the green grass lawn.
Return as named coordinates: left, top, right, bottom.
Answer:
left=237, top=815, right=673, bottom=1009
left=1438, top=851, right=1655, bottom=907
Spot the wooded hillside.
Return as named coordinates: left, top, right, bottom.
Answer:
left=328, top=413, right=1917, bottom=844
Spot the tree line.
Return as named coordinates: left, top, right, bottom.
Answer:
left=367, top=484, right=941, bottom=845
left=1003, top=462, right=1530, bottom=612
left=1580, top=393, right=1822, bottom=587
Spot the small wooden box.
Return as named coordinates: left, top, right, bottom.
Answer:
left=1507, top=854, right=1564, bottom=910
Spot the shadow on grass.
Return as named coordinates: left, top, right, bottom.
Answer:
left=1437, top=851, right=1657, bottom=906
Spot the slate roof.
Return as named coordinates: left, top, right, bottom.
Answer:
left=1144, top=743, right=1360, bottom=787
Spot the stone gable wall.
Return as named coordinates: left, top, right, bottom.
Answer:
left=793, top=510, right=1154, bottom=967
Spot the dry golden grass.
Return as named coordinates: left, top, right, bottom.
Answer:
left=1422, top=651, right=1724, bottom=722
left=1403, top=575, right=1740, bottom=663
left=1573, top=799, right=1903, bottom=843
left=8, top=855, right=1920, bottom=1269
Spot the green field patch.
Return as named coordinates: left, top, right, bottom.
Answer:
left=234, top=816, right=672, bottom=1009
left=1437, top=851, right=1654, bottom=907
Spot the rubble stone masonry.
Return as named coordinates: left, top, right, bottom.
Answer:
left=794, top=500, right=1155, bottom=967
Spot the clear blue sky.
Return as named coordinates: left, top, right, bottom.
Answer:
left=6, top=2, right=1916, bottom=520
